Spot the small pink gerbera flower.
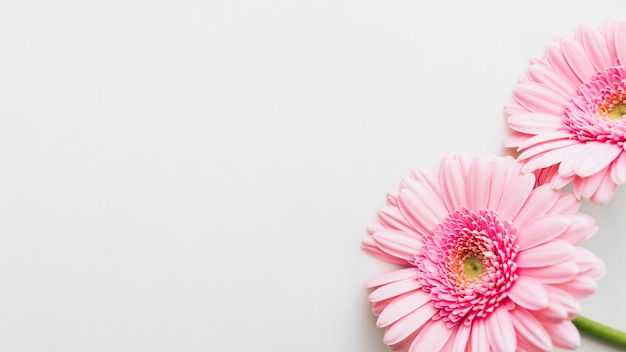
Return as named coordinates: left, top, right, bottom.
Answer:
left=363, top=154, right=604, bottom=352
left=505, top=18, right=626, bottom=204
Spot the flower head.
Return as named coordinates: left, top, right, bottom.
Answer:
left=505, top=18, right=626, bottom=204
left=363, top=154, right=604, bottom=352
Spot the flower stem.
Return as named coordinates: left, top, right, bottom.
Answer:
left=573, top=316, right=626, bottom=348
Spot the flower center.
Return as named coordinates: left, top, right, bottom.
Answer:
left=562, top=65, right=626, bottom=145
left=414, top=208, right=519, bottom=327
left=462, top=255, right=483, bottom=278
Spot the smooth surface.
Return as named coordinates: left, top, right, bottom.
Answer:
left=0, top=1, right=625, bottom=351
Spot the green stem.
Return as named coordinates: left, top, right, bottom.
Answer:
left=573, top=316, right=626, bottom=348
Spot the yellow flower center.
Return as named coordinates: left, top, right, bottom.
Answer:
left=607, top=103, right=626, bottom=120
left=463, top=255, right=483, bottom=278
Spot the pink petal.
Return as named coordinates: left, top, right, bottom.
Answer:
left=521, top=145, right=580, bottom=173
left=466, top=155, right=490, bottom=210
left=590, top=171, right=618, bottom=204
left=517, top=260, right=578, bottom=284
left=408, top=319, right=453, bottom=352
left=486, top=157, right=507, bottom=209
left=549, top=173, right=574, bottom=190
left=452, top=324, right=471, bottom=352
left=408, top=169, right=442, bottom=200
left=605, top=18, right=621, bottom=63
left=496, top=173, right=535, bottom=220
left=469, top=317, right=489, bottom=352
left=383, top=303, right=436, bottom=345
left=516, top=215, right=570, bottom=250
left=485, top=306, right=516, bottom=352
left=504, top=133, right=531, bottom=148
left=518, top=131, right=576, bottom=150
left=507, top=276, right=549, bottom=310
left=547, top=193, right=580, bottom=215
left=510, top=308, right=553, bottom=351
left=513, top=185, right=560, bottom=228
left=507, top=112, right=564, bottom=134
left=610, top=152, right=626, bottom=184
left=362, top=237, right=407, bottom=265
left=556, top=214, right=596, bottom=244
left=614, top=19, right=626, bottom=65
left=398, top=188, right=445, bottom=237
left=378, top=206, right=415, bottom=234
left=517, top=239, right=574, bottom=268
left=378, top=291, right=430, bottom=327
left=553, top=276, right=598, bottom=299
left=571, top=246, right=603, bottom=272
left=573, top=168, right=607, bottom=200
left=367, top=267, right=420, bottom=288
left=544, top=320, right=580, bottom=349
left=527, top=62, right=576, bottom=97
left=542, top=285, right=581, bottom=320
left=514, top=83, right=568, bottom=115
left=547, top=42, right=582, bottom=88
left=373, top=230, right=422, bottom=262
left=573, top=142, right=621, bottom=177
left=562, top=37, right=597, bottom=82
left=371, top=298, right=393, bottom=315
left=439, top=156, right=467, bottom=212
left=369, top=278, right=422, bottom=302
left=517, top=138, right=579, bottom=161
left=578, top=25, right=613, bottom=70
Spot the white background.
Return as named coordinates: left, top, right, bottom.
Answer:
left=1, top=0, right=626, bottom=351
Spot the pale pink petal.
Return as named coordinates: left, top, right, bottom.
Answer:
left=469, top=318, right=489, bottom=352
left=578, top=25, right=613, bottom=70
left=572, top=168, right=608, bottom=200
left=451, top=324, right=471, bottom=352
left=513, top=185, right=560, bottom=228
left=544, top=320, right=580, bottom=349
left=540, top=285, right=581, bottom=320
left=605, top=18, right=621, bottom=62
left=408, top=319, right=453, bottom=352
left=571, top=246, right=603, bottom=272
left=609, top=152, right=626, bottom=184
left=408, top=169, right=442, bottom=200
left=485, top=306, right=516, bottom=352
left=366, top=267, right=420, bottom=288
left=521, top=145, right=580, bottom=173
left=547, top=193, right=580, bottom=215
left=373, top=230, right=422, bottom=262
left=562, top=37, right=597, bottom=82
left=527, top=62, right=575, bottom=97
left=590, top=171, right=618, bottom=204
left=504, top=133, right=531, bottom=148
left=371, top=298, right=393, bottom=315
left=516, top=215, right=570, bottom=250
left=517, top=260, right=578, bottom=284
left=550, top=173, right=574, bottom=190
left=377, top=291, right=430, bottom=327
left=556, top=214, right=597, bottom=244
left=362, top=237, right=407, bottom=265
left=378, top=206, right=415, bottom=234
left=486, top=157, right=508, bottom=209
left=508, top=276, right=549, bottom=310
left=369, top=278, right=422, bottom=302
left=573, top=142, right=622, bottom=177
left=466, top=155, right=490, bottom=210
left=439, top=156, right=467, bottom=212
left=398, top=188, right=446, bottom=236
left=507, top=112, right=564, bottom=134
left=518, top=131, right=576, bottom=150
left=517, top=138, right=579, bottom=161
left=496, top=173, right=536, bottom=219
left=383, top=304, right=436, bottom=345
left=553, top=276, right=598, bottom=299
left=517, top=239, right=574, bottom=268
left=510, top=308, right=553, bottom=351
left=546, top=42, right=583, bottom=88
left=514, top=83, right=568, bottom=115
left=614, top=19, right=626, bottom=65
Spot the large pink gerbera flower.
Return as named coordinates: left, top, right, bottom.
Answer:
left=505, top=18, right=626, bottom=204
left=363, top=154, right=604, bottom=352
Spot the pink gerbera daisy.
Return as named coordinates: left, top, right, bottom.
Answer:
left=505, top=18, right=626, bottom=204
left=363, top=154, right=604, bottom=352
